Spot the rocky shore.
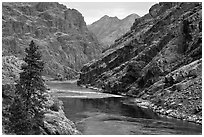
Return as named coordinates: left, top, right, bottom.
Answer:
left=42, top=94, right=81, bottom=135
left=81, top=84, right=202, bottom=125
left=133, top=98, right=202, bottom=125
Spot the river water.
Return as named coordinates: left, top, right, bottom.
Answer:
left=46, top=81, right=202, bottom=135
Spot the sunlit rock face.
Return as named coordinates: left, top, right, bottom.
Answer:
left=88, top=14, right=140, bottom=51
left=78, top=2, right=202, bottom=123
left=2, top=2, right=102, bottom=80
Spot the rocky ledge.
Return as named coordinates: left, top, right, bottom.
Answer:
left=78, top=2, right=202, bottom=125
left=42, top=94, right=81, bottom=135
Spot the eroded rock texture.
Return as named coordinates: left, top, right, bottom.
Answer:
left=78, top=2, right=202, bottom=123
left=2, top=2, right=101, bottom=80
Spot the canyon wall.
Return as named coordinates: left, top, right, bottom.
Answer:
left=2, top=2, right=102, bottom=80
left=78, top=2, right=202, bottom=124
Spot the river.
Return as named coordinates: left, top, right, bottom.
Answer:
left=46, top=80, right=202, bottom=135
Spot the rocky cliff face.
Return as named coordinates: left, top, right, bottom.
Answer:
left=78, top=2, right=202, bottom=124
left=2, top=2, right=101, bottom=80
left=88, top=14, right=140, bottom=50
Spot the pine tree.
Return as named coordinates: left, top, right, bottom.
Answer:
left=9, top=96, right=32, bottom=134
left=9, top=40, right=47, bottom=134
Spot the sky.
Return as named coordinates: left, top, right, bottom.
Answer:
left=60, top=2, right=157, bottom=25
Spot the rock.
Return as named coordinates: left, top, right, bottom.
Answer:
left=43, top=110, right=80, bottom=135
left=149, top=4, right=160, bottom=18
left=196, top=120, right=201, bottom=124
left=39, top=93, right=81, bottom=135
left=137, top=101, right=150, bottom=109
left=187, top=117, right=196, bottom=122
left=2, top=2, right=102, bottom=80
left=160, top=109, right=165, bottom=114
left=166, top=109, right=173, bottom=114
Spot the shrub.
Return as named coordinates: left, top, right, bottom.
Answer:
left=50, top=98, right=63, bottom=112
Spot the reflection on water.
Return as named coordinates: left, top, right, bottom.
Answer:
left=47, top=81, right=202, bottom=135
left=46, top=80, right=95, bottom=92
left=59, top=97, right=202, bottom=135
left=59, top=97, right=159, bottom=121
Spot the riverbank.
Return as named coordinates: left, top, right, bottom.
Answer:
left=2, top=83, right=81, bottom=135
left=43, top=94, right=81, bottom=135
left=46, top=80, right=122, bottom=99
left=45, top=80, right=202, bottom=135
left=49, top=88, right=122, bottom=98
left=80, top=84, right=202, bottom=125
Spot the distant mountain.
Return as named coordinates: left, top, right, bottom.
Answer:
left=88, top=14, right=140, bottom=50
left=2, top=2, right=102, bottom=80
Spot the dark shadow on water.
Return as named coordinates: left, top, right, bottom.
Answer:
left=59, top=97, right=202, bottom=135
left=59, top=97, right=159, bottom=121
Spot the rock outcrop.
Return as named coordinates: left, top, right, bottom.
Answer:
left=88, top=14, right=140, bottom=50
left=78, top=2, right=202, bottom=124
left=2, top=56, right=24, bottom=84
left=42, top=94, right=81, bottom=135
left=2, top=2, right=102, bottom=80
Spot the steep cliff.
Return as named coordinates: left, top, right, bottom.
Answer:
left=78, top=2, right=202, bottom=124
left=88, top=14, right=139, bottom=50
left=2, top=2, right=101, bottom=80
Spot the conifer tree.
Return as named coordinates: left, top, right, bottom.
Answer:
left=9, top=96, right=32, bottom=134
left=9, top=40, right=47, bottom=134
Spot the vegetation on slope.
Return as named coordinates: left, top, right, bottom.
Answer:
left=2, top=41, right=80, bottom=135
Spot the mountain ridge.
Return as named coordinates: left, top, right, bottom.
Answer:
left=88, top=13, right=140, bottom=50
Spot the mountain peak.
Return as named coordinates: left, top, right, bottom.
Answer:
left=100, top=15, right=119, bottom=20
left=101, top=15, right=109, bottom=19
left=88, top=13, right=140, bottom=48
left=111, top=16, right=119, bottom=19
left=123, top=13, right=140, bottom=19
